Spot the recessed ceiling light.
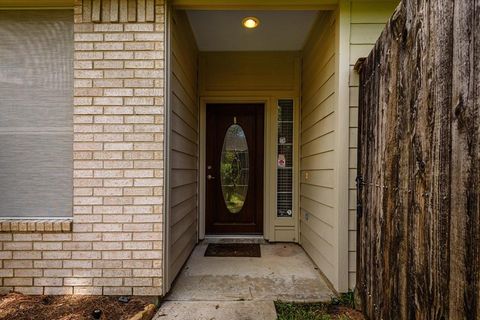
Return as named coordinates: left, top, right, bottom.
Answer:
left=242, top=17, right=260, bottom=29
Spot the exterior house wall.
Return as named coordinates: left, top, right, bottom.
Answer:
left=0, top=0, right=166, bottom=296
left=300, top=11, right=338, bottom=287
left=0, top=0, right=400, bottom=296
left=167, top=9, right=199, bottom=290
left=300, top=1, right=398, bottom=292
left=347, top=0, right=399, bottom=289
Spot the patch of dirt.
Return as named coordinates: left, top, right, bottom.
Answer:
left=0, top=292, right=156, bottom=320
left=272, top=245, right=297, bottom=257
left=330, top=306, right=366, bottom=320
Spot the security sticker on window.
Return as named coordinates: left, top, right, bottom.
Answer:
left=278, top=154, right=286, bottom=168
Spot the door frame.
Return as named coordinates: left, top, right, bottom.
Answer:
left=199, top=96, right=275, bottom=239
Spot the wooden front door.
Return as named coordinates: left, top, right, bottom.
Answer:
left=206, top=103, right=264, bottom=235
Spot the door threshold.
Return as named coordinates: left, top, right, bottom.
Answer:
left=203, top=235, right=266, bottom=244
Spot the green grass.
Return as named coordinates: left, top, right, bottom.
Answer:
left=330, top=291, right=355, bottom=309
left=275, top=292, right=355, bottom=320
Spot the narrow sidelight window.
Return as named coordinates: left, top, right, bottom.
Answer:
left=277, top=100, right=294, bottom=218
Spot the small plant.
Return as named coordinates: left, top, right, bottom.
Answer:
left=330, top=291, right=355, bottom=309
left=275, top=291, right=359, bottom=320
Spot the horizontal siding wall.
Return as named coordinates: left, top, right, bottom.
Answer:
left=348, top=0, right=400, bottom=289
left=199, top=51, right=299, bottom=95
left=300, top=12, right=337, bottom=284
left=168, top=9, right=199, bottom=286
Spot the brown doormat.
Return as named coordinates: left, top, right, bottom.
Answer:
left=204, top=243, right=261, bottom=257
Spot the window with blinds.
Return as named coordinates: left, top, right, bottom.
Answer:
left=277, top=100, right=294, bottom=218
left=0, top=10, right=73, bottom=217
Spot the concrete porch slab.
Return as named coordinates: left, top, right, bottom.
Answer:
left=154, top=301, right=277, bottom=320
left=155, top=243, right=333, bottom=320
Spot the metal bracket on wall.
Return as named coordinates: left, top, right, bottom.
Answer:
left=356, top=175, right=364, bottom=218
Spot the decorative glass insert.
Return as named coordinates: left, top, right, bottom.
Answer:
left=277, top=100, right=294, bottom=217
left=220, top=124, right=249, bottom=213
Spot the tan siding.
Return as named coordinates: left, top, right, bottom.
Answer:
left=168, top=9, right=198, bottom=286
left=348, top=0, right=399, bottom=289
left=350, top=1, right=399, bottom=23
left=199, top=51, right=299, bottom=95
left=300, top=12, right=337, bottom=284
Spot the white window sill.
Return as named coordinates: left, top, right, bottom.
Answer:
left=0, top=218, right=72, bottom=232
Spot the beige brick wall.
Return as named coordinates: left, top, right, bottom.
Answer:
left=0, top=0, right=165, bottom=296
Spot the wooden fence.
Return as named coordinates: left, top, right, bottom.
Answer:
left=357, top=1, right=479, bottom=319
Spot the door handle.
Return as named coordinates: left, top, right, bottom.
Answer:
left=207, top=174, right=215, bottom=180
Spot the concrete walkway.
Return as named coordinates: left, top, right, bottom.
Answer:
left=154, top=243, right=333, bottom=320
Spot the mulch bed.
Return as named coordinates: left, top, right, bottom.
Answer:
left=0, top=292, right=155, bottom=320
left=332, top=306, right=365, bottom=320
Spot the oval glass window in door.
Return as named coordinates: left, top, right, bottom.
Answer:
left=220, top=124, right=249, bottom=213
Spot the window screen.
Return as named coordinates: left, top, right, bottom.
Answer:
left=0, top=10, right=73, bottom=217
left=277, top=100, right=294, bottom=218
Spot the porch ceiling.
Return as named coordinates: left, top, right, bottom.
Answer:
left=186, top=10, right=320, bottom=51
left=173, top=0, right=337, bottom=10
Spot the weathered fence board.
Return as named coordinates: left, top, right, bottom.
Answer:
left=357, top=1, right=480, bottom=319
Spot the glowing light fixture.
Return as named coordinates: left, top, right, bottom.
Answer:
left=242, top=16, right=260, bottom=29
